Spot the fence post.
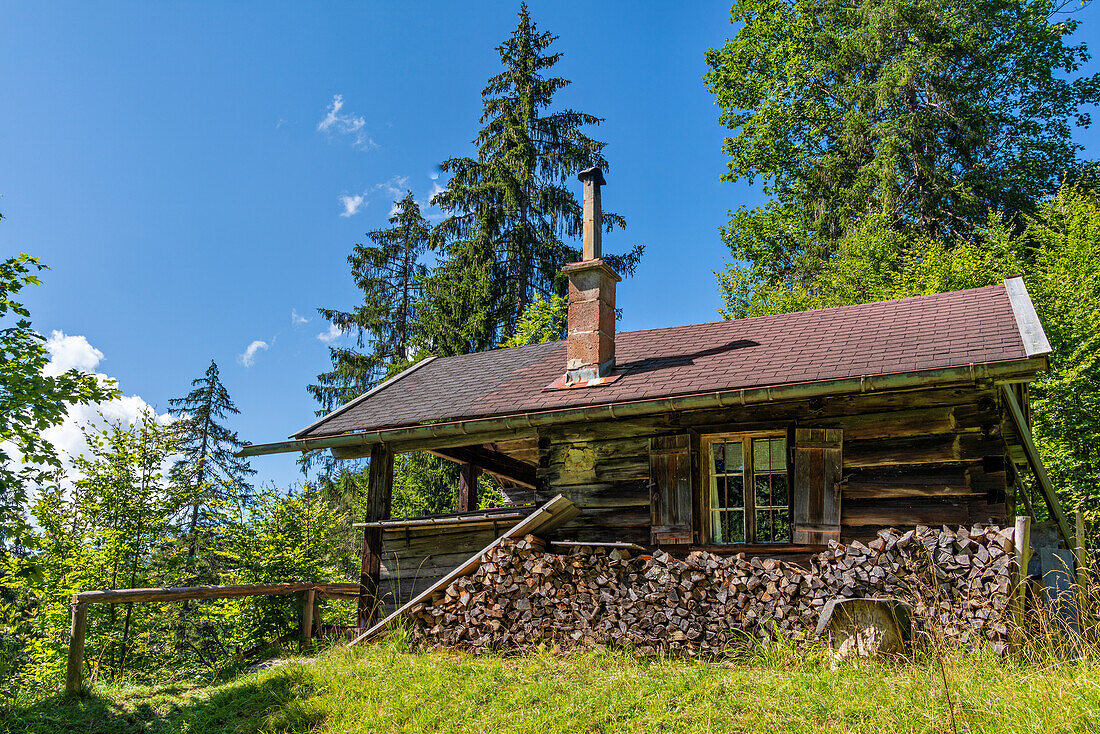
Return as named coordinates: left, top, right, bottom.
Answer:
left=301, top=587, right=316, bottom=649
left=66, top=603, right=87, bottom=695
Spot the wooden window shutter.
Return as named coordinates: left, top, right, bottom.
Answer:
left=792, top=428, right=842, bottom=544
left=649, top=434, right=694, bottom=545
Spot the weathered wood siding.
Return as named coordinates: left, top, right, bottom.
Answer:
left=535, top=385, right=1010, bottom=547
left=376, top=523, right=510, bottom=615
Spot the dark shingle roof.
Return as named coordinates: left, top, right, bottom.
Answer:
left=296, top=283, right=1034, bottom=438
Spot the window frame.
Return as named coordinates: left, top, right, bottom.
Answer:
left=700, top=431, right=793, bottom=546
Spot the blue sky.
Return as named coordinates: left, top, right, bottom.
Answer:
left=3, top=1, right=1100, bottom=490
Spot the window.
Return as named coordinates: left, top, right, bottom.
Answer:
left=707, top=435, right=790, bottom=544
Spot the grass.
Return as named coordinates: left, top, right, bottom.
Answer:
left=3, top=640, right=1098, bottom=734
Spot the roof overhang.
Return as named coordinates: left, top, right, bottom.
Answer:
left=238, top=356, right=1048, bottom=458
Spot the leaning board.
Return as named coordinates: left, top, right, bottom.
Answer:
left=350, top=494, right=580, bottom=645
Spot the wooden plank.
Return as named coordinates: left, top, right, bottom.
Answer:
left=350, top=494, right=580, bottom=645
left=843, top=433, right=1003, bottom=468
left=549, top=540, right=646, bottom=550
left=843, top=467, right=971, bottom=499
left=65, top=603, right=87, bottom=695
left=842, top=500, right=969, bottom=527
left=72, top=582, right=314, bottom=605
left=356, top=512, right=528, bottom=530
left=1000, top=385, right=1073, bottom=546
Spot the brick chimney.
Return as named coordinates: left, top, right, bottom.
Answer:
left=562, top=167, right=620, bottom=384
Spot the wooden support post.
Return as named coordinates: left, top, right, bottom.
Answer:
left=1011, top=515, right=1032, bottom=640
left=458, top=463, right=481, bottom=512
left=301, top=588, right=316, bottom=648
left=65, top=603, right=87, bottom=695
left=358, top=444, right=394, bottom=628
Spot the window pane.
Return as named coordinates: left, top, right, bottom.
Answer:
left=729, top=510, right=744, bottom=543
left=755, top=475, right=770, bottom=509
left=728, top=475, right=744, bottom=509
left=756, top=510, right=772, bottom=543
left=712, top=511, right=724, bottom=543
left=774, top=509, right=791, bottom=543
left=726, top=442, right=743, bottom=473
left=772, top=474, right=789, bottom=506
left=712, top=443, right=725, bottom=474
left=754, top=437, right=786, bottom=473
left=714, top=475, right=727, bottom=507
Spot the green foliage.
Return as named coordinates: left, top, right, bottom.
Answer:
left=704, top=0, right=1100, bottom=266
left=717, top=215, right=1025, bottom=318
left=501, top=293, right=568, bottom=347
left=219, top=484, right=348, bottom=645
left=6, top=412, right=180, bottom=697
left=424, top=3, right=642, bottom=352
left=1023, top=186, right=1100, bottom=536
left=0, top=253, right=119, bottom=546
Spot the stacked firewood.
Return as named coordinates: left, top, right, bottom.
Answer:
left=407, top=525, right=1016, bottom=656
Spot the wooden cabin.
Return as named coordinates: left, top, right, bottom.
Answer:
left=242, top=168, right=1068, bottom=623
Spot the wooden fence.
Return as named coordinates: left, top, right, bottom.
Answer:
left=66, top=581, right=359, bottom=695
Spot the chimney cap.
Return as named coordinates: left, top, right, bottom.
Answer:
left=578, top=166, right=606, bottom=187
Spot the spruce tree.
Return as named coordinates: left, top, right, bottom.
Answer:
left=310, top=191, right=431, bottom=412
left=168, top=360, right=253, bottom=582
left=424, top=3, right=642, bottom=352
left=704, top=0, right=1100, bottom=274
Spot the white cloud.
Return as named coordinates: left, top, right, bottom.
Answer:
left=42, top=331, right=104, bottom=377
left=317, top=323, right=344, bottom=343
left=337, top=176, right=411, bottom=218
left=291, top=309, right=310, bottom=325
left=1, top=331, right=172, bottom=489
left=317, top=94, right=377, bottom=150
left=338, top=193, right=366, bottom=217
left=238, top=340, right=270, bottom=367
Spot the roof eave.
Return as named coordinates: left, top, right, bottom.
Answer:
left=239, top=356, right=1047, bottom=458
left=291, top=355, right=438, bottom=439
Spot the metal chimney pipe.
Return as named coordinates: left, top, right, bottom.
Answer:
left=578, top=166, right=605, bottom=260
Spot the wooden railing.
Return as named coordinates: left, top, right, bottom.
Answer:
left=65, top=581, right=359, bottom=695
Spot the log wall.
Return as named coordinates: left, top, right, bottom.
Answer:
left=534, top=384, right=1011, bottom=548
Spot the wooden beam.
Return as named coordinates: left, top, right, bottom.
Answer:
left=72, top=582, right=313, bottom=605
left=430, top=446, right=537, bottom=489
left=458, top=463, right=481, bottom=512
left=65, top=603, right=87, bottom=695
left=1000, top=385, right=1073, bottom=546
left=359, top=443, right=394, bottom=628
